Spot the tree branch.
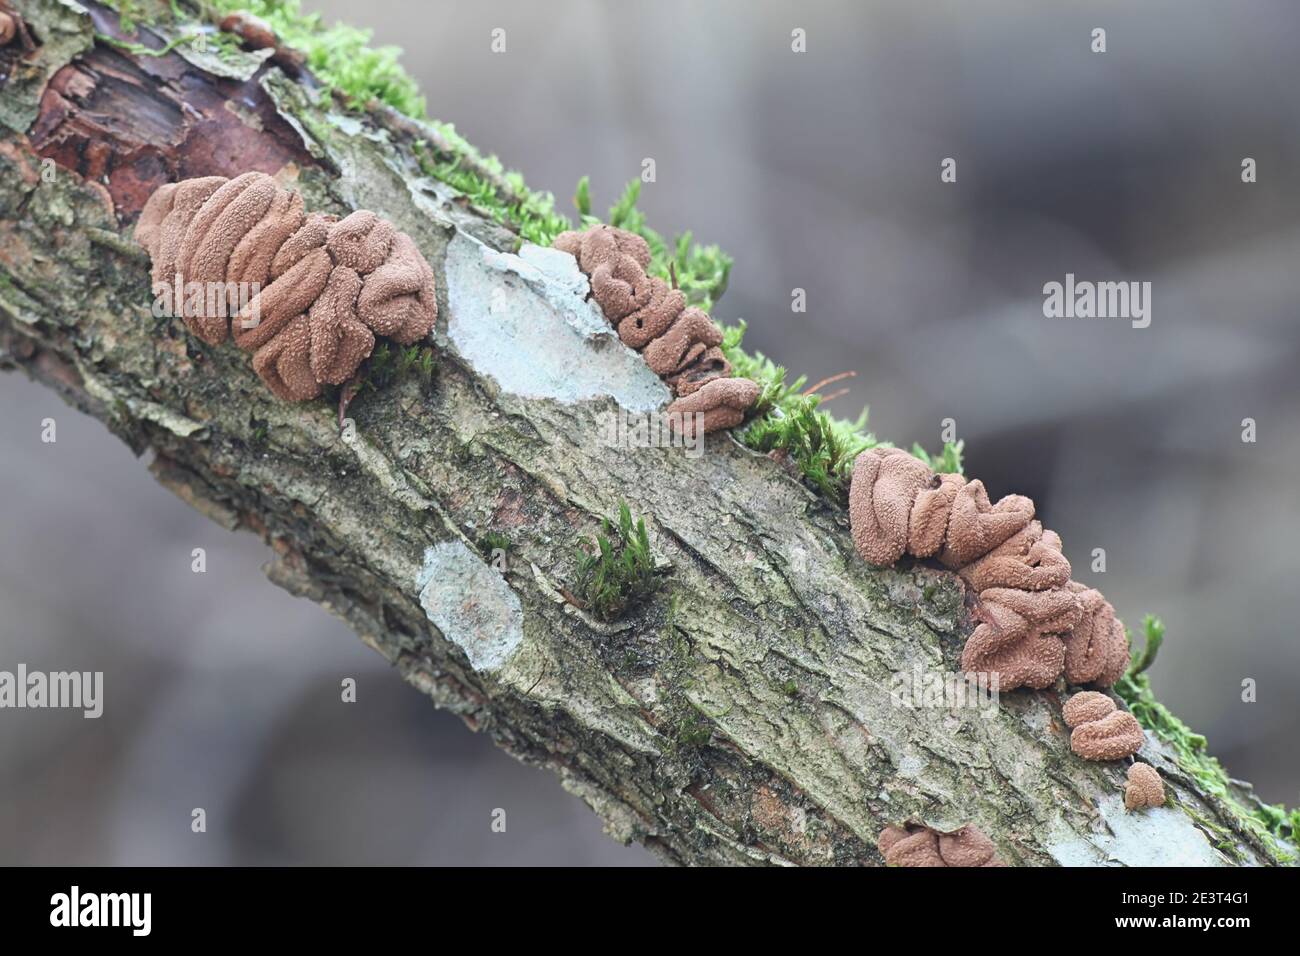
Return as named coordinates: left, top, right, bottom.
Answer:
left=0, top=0, right=1288, bottom=866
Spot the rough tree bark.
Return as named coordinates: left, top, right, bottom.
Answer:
left=0, top=0, right=1288, bottom=866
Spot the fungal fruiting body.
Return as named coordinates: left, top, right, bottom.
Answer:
left=1124, top=763, right=1166, bottom=810
left=553, top=224, right=759, bottom=433
left=877, top=823, right=1004, bottom=867
left=135, top=173, right=437, bottom=401
left=0, top=11, right=16, bottom=46
left=848, top=446, right=1129, bottom=693
left=1062, top=691, right=1145, bottom=761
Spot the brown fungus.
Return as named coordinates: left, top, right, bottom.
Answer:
left=664, top=345, right=731, bottom=396
left=1071, top=710, right=1145, bottom=761
left=1124, top=763, right=1166, bottom=810
left=847, top=443, right=1135, bottom=692
left=1063, top=582, right=1130, bottom=687
left=963, top=630, right=1066, bottom=692
left=877, top=823, right=1003, bottom=867
left=848, top=447, right=933, bottom=566
left=907, top=471, right=965, bottom=558
left=136, top=174, right=437, bottom=401
left=643, top=307, right=723, bottom=378
left=1062, top=690, right=1116, bottom=728
left=937, top=479, right=1035, bottom=569
left=958, top=522, right=1072, bottom=593
left=1061, top=693, right=1148, bottom=761
left=667, top=377, right=761, bottom=438
left=556, top=224, right=758, bottom=433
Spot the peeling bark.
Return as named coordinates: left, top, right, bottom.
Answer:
left=0, top=0, right=1289, bottom=866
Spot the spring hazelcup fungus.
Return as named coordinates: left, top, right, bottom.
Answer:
left=1062, top=691, right=1145, bottom=761
left=667, top=377, right=762, bottom=438
left=135, top=173, right=437, bottom=401
left=1124, top=763, right=1166, bottom=811
left=554, top=224, right=759, bottom=434
left=847, top=445, right=1130, bottom=692
left=877, top=824, right=1004, bottom=867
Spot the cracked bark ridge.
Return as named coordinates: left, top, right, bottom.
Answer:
left=877, top=823, right=1004, bottom=867
left=554, top=224, right=758, bottom=432
left=136, top=173, right=437, bottom=400
left=848, top=446, right=1129, bottom=693
left=1125, top=763, right=1166, bottom=811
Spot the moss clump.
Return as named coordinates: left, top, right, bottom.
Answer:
left=478, top=530, right=511, bottom=557
left=1115, top=615, right=1298, bottom=860
left=601, top=179, right=732, bottom=312
left=672, top=712, right=713, bottom=748
left=720, top=321, right=963, bottom=499
left=201, top=0, right=427, bottom=116
left=410, top=139, right=571, bottom=248
left=573, top=502, right=659, bottom=621
left=358, top=342, right=436, bottom=392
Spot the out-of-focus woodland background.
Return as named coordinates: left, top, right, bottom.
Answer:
left=2, top=0, right=1297, bottom=864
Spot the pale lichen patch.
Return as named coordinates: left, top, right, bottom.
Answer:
left=417, top=541, right=524, bottom=673
left=1048, top=793, right=1230, bottom=866
left=443, top=232, right=670, bottom=411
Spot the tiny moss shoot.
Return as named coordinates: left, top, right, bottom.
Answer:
left=356, top=342, right=436, bottom=393
left=573, top=502, right=659, bottom=622
left=673, top=713, right=713, bottom=747
left=478, top=530, right=511, bottom=557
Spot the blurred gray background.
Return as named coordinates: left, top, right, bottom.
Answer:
left=2, top=0, right=1298, bottom=864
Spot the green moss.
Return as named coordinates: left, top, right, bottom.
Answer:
left=673, top=712, right=713, bottom=747
left=110, top=0, right=145, bottom=33
left=605, top=180, right=732, bottom=311
left=200, top=0, right=426, bottom=116
left=1179, top=804, right=1247, bottom=865
left=720, top=320, right=963, bottom=500
left=410, top=139, right=571, bottom=247
left=479, top=530, right=511, bottom=555
left=245, top=410, right=270, bottom=447
left=355, top=342, right=436, bottom=393
left=1115, top=616, right=1297, bottom=860
left=573, top=502, right=660, bottom=622
left=655, top=593, right=718, bottom=752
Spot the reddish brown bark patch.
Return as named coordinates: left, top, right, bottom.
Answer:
left=29, top=27, right=318, bottom=222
